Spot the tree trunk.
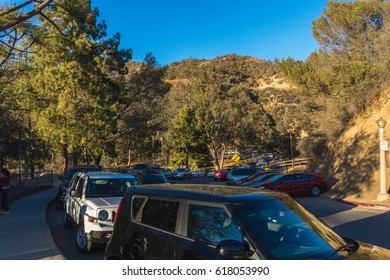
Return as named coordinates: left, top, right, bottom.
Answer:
left=62, top=144, right=69, bottom=174
left=30, top=160, right=35, bottom=179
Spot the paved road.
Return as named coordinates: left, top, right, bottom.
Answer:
left=1, top=175, right=389, bottom=260
left=297, top=197, right=390, bottom=250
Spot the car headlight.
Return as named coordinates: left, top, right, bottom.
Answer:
left=98, top=210, right=109, bottom=221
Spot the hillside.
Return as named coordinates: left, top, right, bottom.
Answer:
left=311, top=95, right=390, bottom=204
left=163, top=54, right=390, bottom=204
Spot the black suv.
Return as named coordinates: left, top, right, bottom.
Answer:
left=55, top=164, right=103, bottom=209
left=104, top=184, right=390, bottom=260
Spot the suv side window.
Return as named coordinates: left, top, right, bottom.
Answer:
left=186, top=204, right=242, bottom=246
left=69, top=175, right=80, bottom=190
left=132, top=197, right=145, bottom=219
left=141, top=199, right=179, bottom=233
left=74, top=177, right=85, bottom=194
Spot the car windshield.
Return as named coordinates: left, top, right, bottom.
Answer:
left=255, top=173, right=276, bottom=182
left=229, top=198, right=348, bottom=260
left=266, top=174, right=285, bottom=183
left=86, top=178, right=140, bottom=197
left=176, top=168, right=186, bottom=172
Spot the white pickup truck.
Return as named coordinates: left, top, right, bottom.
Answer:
left=63, top=171, right=140, bottom=253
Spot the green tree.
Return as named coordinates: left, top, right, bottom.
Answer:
left=115, top=53, right=171, bottom=165
left=188, top=72, right=275, bottom=169
left=14, top=1, right=131, bottom=172
left=312, top=0, right=390, bottom=62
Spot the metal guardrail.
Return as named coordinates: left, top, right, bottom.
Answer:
left=263, top=158, right=309, bottom=173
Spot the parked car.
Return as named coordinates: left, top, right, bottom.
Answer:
left=241, top=172, right=278, bottom=187
left=254, top=172, right=328, bottom=197
left=131, top=163, right=160, bottom=175
left=213, top=169, right=228, bottom=181
left=225, top=166, right=261, bottom=183
left=63, top=171, right=140, bottom=253
left=104, top=184, right=390, bottom=260
left=226, top=170, right=274, bottom=186
left=55, top=164, right=103, bottom=210
left=172, top=167, right=192, bottom=180
left=162, top=168, right=173, bottom=180
left=207, top=170, right=216, bottom=178
left=137, top=169, right=169, bottom=185
left=191, top=170, right=205, bottom=177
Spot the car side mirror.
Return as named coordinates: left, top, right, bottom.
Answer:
left=216, top=240, right=254, bottom=259
left=70, top=190, right=81, bottom=197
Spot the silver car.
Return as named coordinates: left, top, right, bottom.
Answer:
left=172, top=168, right=192, bottom=180
left=226, top=166, right=261, bottom=182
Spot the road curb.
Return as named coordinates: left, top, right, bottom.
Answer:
left=331, top=197, right=390, bottom=211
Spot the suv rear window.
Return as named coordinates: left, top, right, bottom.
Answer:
left=141, top=199, right=179, bottom=233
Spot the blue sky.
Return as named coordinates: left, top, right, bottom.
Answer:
left=90, top=0, right=332, bottom=66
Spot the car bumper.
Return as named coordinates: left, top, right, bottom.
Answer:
left=90, top=230, right=112, bottom=243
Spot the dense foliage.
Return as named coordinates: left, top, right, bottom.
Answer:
left=1, top=0, right=390, bottom=174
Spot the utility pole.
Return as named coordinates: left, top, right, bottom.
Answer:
left=290, top=133, right=295, bottom=171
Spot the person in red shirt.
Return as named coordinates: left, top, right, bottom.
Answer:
left=0, top=168, right=11, bottom=214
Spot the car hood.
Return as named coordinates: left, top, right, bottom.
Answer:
left=346, top=241, right=390, bottom=260
left=85, top=197, right=122, bottom=209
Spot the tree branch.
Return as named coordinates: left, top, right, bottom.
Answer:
left=0, top=0, right=35, bottom=16
left=0, top=0, right=54, bottom=32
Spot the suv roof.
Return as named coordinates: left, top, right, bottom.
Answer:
left=63, top=165, right=103, bottom=181
left=79, top=171, right=137, bottom=179
left=125, top=183, right=286, bottom=203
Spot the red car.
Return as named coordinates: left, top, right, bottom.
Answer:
left=213, top=169, right=228, bottom=181
left=254, top=172, right=328, bottom=197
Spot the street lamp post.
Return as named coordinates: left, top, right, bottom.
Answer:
left=376, top=117, right=389, bottom=201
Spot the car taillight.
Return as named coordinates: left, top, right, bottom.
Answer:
left=114, top=199, right=123, bottom=225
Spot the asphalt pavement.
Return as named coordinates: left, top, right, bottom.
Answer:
left=0, top=185, right=66, bottom=260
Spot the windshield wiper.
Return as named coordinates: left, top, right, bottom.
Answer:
left=328, top=243, right=356, bottom=258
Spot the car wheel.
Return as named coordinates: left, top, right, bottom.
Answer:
left=74, top=222, right=93, bottom=253
left=310, top=186, right=321, bottom=197
left=63, top=212, right=72, bottom=229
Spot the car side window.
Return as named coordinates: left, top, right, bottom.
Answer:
left=69, top=176, right=80, bottom=190
left=74, top=178, right=85, bottom=194
left=281, top=175, right=293, bottom=182
left=132, top=197, right=145, bottom=219
left=141, top=199, right=179, bottom=233
left=293, top=174, right=303, bottom=181
left=186, top=204, right=242, bottom=246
